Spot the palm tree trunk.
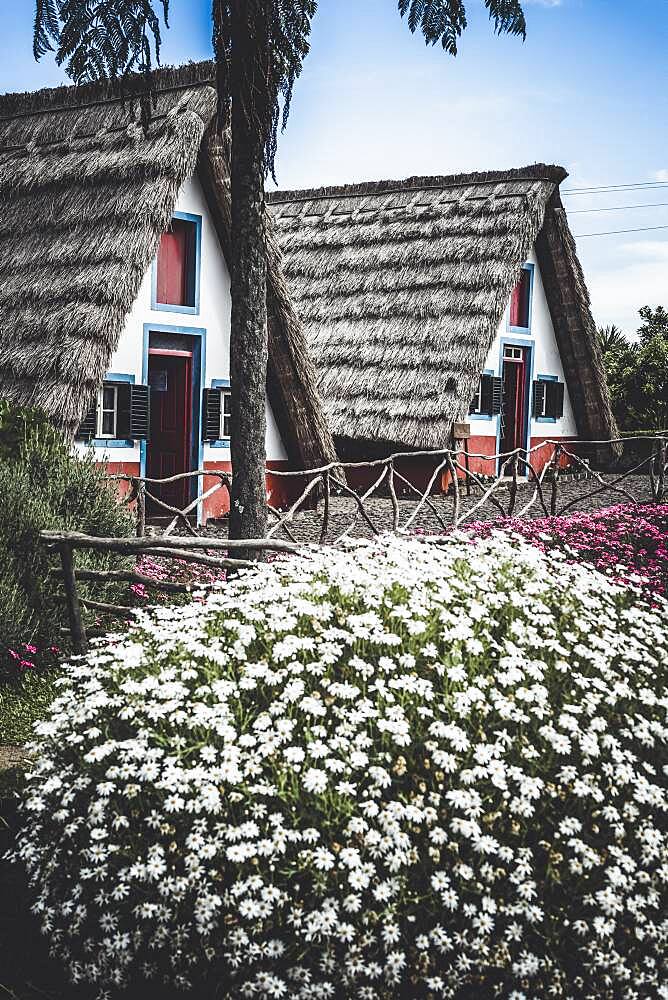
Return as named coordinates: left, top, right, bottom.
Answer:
left=227, top=0, right=269, bottom=551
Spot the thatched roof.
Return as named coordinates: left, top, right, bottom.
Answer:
left=0, top=62, right=336, bottom=468
left=268, top=166, right=617, bottom=451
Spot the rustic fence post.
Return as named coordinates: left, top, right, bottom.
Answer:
left=319, top=470, right=331, bottom=545
left=58, top=541, right=88, bottom=655
left=657, top=437, right=667, bottom=502
left=388, top=460, right=400, bottom=532
left=136, top=481, right=146, bottom=538
left=452, top=422, right=471, bottom=498
left=446, top=451, right=460, bottom=526
left=550, top=444, right=562, bottom=516
left=508, top=451, right=519, bottom=516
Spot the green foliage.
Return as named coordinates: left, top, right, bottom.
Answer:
left=597, top=323, right=627, bottom=356
left=398, top=0, right=526, bottom=54
left=214, top=1, right=318, bottom=181
left=637, top=303, right=668, bottom=344
left=599, top=306, right=668, bottom=431
left=0, top=671, right=58, bottom=746
left=33, top=0, right=169, bottom=129
left=0, top=400, right=62, bottom=463
left=0, top=405, right=134, bottom=680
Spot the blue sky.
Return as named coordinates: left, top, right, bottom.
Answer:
left=2, top=0, right=667, bottom=333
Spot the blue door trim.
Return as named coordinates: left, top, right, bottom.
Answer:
left=497, top=336, right=534, bottom=473
left=141, top=322, right=207, bottom=523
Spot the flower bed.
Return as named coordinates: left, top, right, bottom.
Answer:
left=465, top=503, right=668, bottom=597
left=13, top=534, right=668, bottom=999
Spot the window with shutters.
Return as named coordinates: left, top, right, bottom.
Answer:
left=75, top=379, right=150, bottom=444
left=532, top=376, right=565, bottom=422
left=153, top=213, right=201, bottom=314
left=202, top=382, right=231, bottom=446
left=469, top=371, right=503, bottom=418
left=509, top=264, right=533, bottom=331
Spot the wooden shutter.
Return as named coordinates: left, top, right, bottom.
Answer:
left=479, top=374, right=493, bottom=415
left=532, top=380, right=546, bottom=417
left=545, top=381, right=565, bottom=419
left=533, top=380, right=564, bottom=419
left=115, top=383, right=132, bottom=439
left=76, top=397, right=97, bottom=440
left=202, top=388, right=222, bottom=441
left=491, top=376, right=503, bottom=415
left=129, top=384, right=151, bottom=440
left=477, top=374, right=503, bottom=416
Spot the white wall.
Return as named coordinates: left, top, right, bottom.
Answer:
left=80, top=174, right=288, bottom=464
left=470, top=247, right=578, bottom=440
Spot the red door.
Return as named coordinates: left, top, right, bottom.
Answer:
left=500, top=345, right=528, bottom=460
left=147, top=352, right=192, bottom=513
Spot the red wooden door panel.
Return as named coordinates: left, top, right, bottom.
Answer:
left=147, top=353, right=192, bottom=513
left=156, top=222, right=191, bottom=306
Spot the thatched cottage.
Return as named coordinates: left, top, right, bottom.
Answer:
left=0, top=62, right=335, bottom=520
left=268, top=166, right=618, bottom=483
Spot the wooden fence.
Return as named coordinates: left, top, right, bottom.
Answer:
left=43, top=434, right=667, bottom=654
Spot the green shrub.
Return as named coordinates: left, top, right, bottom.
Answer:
left=13, top=534, right=668, bottom=999
left=0, top=403, right=134, bottom=678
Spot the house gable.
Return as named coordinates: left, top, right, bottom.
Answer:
left=269, top=165, right=617, bottom=452
left=0, top=61, right=336, bottom=470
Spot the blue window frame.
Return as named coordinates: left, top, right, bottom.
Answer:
left=508, top=262, right=535, bottom=334
left=535, top=373, right=558, bottom=423
left=209, top=378, right=232, bottom=449
left=92, top=372, right=135, bottom=448
left=151, top=211, right=202, bottom=316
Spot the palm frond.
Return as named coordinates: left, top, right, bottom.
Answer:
left=397, top=0, right=525, bottom=54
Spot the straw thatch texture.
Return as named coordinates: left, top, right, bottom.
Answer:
left=535, top=193, right=618, bottom=448
left=0, top=61, right=337, bottom=468
left=0, top=67, right=217, bottom=433
left=269, top=165, right=617, bottom=451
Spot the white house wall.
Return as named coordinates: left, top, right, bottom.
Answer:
left=471, top=247, right=578, bottom=440
left=81, top=174, right=288, bottom=464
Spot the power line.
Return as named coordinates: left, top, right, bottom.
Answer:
left=563, top=181, right=668, bottom=195
left=575, top=224, right=668, bottom=238
left=570, top=201, right=668, bottom=215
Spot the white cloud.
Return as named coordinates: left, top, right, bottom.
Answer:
left=583, top=240, right=668, bottom=335
left=652, top=169, right=668, bottom=182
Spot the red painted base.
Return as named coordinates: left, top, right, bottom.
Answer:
left=100, top=459, right=296, bottom=524
left=201, top=461, right=295, bottom=521
left=343, top=436, right=578, bottom=496
left=101, top=438, right=580, bottom=524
